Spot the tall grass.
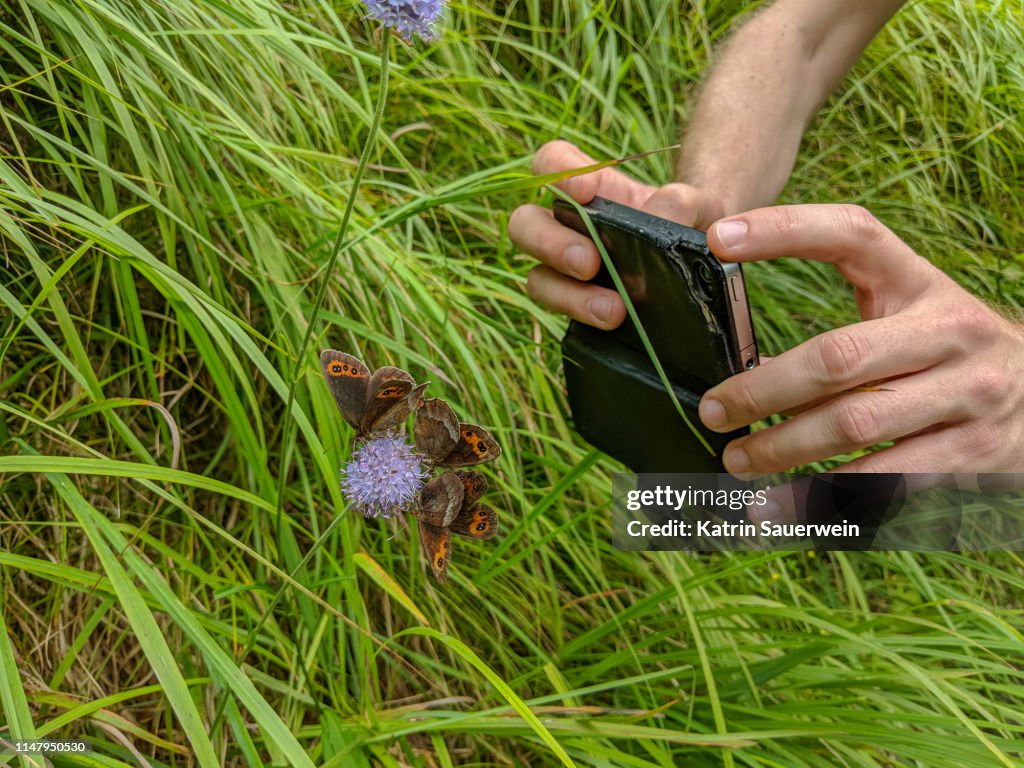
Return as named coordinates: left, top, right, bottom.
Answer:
left=1, top=0, right=1022, bottom=765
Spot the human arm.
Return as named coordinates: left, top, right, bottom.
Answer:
left=678, top=0, right=906, bottom=213
left=510, top=0, right=905, bottom=328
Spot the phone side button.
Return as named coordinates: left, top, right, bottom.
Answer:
left=730, top=274, right=741, bottom=302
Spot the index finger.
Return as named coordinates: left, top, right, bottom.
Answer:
left=708, top=204, right=938, bottom=306
left=532, top=140, right=653, bottom=209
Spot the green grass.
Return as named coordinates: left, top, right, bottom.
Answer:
left=1, top=0, right=1023, bottom=765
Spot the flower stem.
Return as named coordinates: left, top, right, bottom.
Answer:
left=208, top=33, right=394, bottom=742
left=274, top=34, right=392, bottom=551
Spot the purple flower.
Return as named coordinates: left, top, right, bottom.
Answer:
left=363, top=0, right=446, bottom=42
left=341, top=433, right=427, bottom=519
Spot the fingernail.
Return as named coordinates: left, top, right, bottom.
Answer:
left=723, top=444, right=749, bottom=474
left=749, top=499, right=781, bottom=524
left=714, top=219, right=748, bottom=249
left=587, top=296, right=614, bottom=324
left=565, top=244, right=588, bottom=277
left=699, top=398, right=726, bottom=429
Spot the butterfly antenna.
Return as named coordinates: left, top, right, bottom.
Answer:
left=388, top=514, right=411, bottom=541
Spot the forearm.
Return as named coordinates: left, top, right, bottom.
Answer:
left=677, top=0, right=904, bottom=215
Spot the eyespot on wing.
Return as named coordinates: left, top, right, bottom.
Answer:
left=320, top=349, right=369, bottom=430
left=451, top=503, right=498, bottom=540
left=438, top=424, right=502, bottom=468
left=418, top=519, right=451, bottom=582
left=361, top=365, right=417, bottom=434
left=455, top=470, right=488, bottom=506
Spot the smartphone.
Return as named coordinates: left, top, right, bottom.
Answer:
left=553, top=196, right=759, bottom=473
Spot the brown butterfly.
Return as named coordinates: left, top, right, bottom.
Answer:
left=416, top=469, right=499, bottom=582
left=320, top=350, right=428, bottom=438
left=414, top=397, right=502, bottom=469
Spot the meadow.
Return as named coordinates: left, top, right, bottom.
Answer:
left=1, top=0, right=1023, bottom=765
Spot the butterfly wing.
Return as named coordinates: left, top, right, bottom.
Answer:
left=414, top=398, right=460, bottom=464
left=360, top=366, right=420, bottom=434
left=450, top=503, right=498, bottom=540
left=418, top=518, right=452, bottom=583
left=416, top=472, right=464, bottom=528
left=373, top=381, right=428, bottom=434
left=438, top=424, right=502, bottom=468
left=320, top=350, right=369, bottom=430
left=455, top=471, right=488, bottom=506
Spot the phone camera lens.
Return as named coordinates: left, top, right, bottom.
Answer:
left=697, top=262, right=714, bottom=285
left=746, top=358, right=755, bottom=369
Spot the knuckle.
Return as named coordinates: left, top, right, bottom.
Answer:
left=657, top=183, right=701, bottom=225
left=834, top=204, right=888, bottom=244
left=660, top=182, right=696, bottom=206
left=956, top=422, right=1001, bottom=458
left=949, top=304, right=1000, bottom=343
left=729, top=379, right=766, bottom=421
left=833, top=401, right=880, bottom=447
left=968, top=368, right=1011, bottom=409
left=816, top=329, right=868, bottom=386
left=773, top=206, right=804, bottom=238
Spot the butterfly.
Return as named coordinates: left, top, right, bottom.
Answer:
left=320, top=350, right=428, bottom=439
left=413, top=397, right=502, bottom=469
left=416, top=469, right=499, bottom=582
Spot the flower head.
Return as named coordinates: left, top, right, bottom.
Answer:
left=342, top=433, right=428, bottom=519
left=363, top=0, right=446, bottom=42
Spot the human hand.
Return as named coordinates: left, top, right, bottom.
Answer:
left=699, top=204, right=1024, bottom=476
left=509, top=140, right=724, bottom=329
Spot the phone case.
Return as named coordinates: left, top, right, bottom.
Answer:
left=554, top=197, right=754, bottom=473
